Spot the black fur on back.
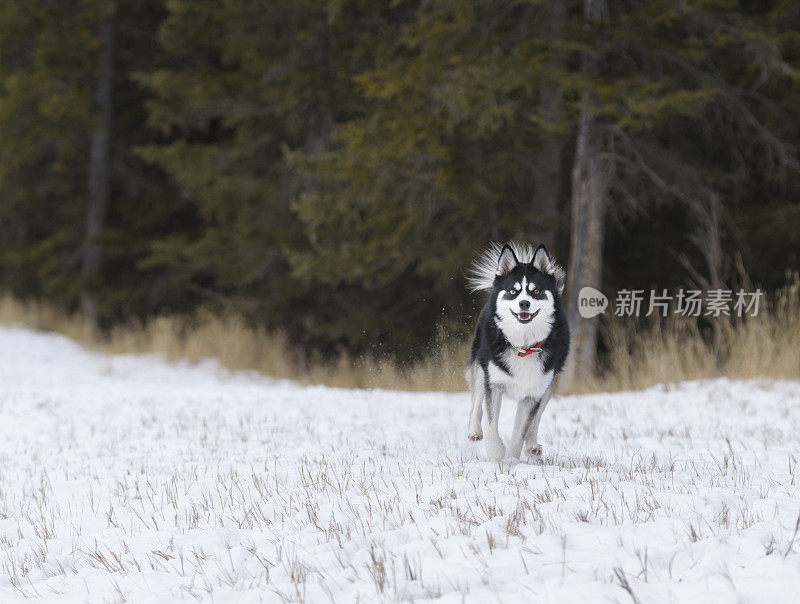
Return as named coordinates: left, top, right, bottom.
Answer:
left=469, top=261, right=570, bottom=377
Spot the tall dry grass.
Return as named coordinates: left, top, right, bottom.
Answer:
left=575, top=274, right=800, bottom=393
left=1, top=275, right=797, bottom=393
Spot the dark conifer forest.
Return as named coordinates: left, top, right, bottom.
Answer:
left=1, top=1, right=798, bottom=376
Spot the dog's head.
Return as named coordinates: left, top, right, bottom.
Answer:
left=468, top=242, right=566, bottom=345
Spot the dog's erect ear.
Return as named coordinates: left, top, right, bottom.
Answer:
left=496, top=244, right=519, bottom=276
left=532, top=245, right=553, bottom=273
left=533, top=244, right=566, bottom=293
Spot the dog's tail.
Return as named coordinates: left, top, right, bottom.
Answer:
left=466, top=241, right=566, bottom=293
left=466, top=241, right=537, bottom=292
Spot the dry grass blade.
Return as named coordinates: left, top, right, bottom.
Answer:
left=614, top=567, right=642, bottom=604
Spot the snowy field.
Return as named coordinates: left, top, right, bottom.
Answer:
left=1, top=326, right=800, bottom=602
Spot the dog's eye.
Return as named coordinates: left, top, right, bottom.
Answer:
left=534, top=288, right=540, bottom=295
left=508, top=289, right=516, bottom=295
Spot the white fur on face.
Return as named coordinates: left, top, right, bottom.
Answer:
left=494, top=277, right=555, bottom=347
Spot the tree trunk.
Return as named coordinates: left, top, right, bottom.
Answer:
left=81, top=7, right=115, bottom=328
left=530, top=2, right=566, bottom=250
left=561, top=0, right=610, bottom=391
left=532, top=95, right=564, bottom=251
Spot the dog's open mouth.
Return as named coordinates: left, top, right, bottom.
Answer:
left=511, top=309, right=539, bottom=323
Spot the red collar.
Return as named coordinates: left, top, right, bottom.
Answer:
left=513, top=339, right=546, bottom=357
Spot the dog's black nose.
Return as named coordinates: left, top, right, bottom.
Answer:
left=519, top=300, right=530, bottom=310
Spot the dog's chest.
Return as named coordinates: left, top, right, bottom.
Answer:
left=488, top=350, right=553, bottom=400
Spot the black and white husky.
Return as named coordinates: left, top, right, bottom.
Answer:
left=466, top=242, right=570, bottom=461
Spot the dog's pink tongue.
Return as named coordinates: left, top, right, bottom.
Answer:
left=519, top=312, right=531, bottom=320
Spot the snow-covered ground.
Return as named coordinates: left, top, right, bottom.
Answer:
left=1, top=326, right=800, bottom=603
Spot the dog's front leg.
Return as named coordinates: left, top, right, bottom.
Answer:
left=524, top=383, right=554, bottom=459
left=467, top=365, right=484, bottom=441
left=483, top=386, right=505, bottom=460
left=507, top=396, right=538, bottom=459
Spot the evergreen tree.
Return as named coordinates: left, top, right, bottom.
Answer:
left=295, top=0, right=800, bottom=358
left=0, top=0, right=182, bottom=323
left=0, top=0, right=102, bottom=301
left=138, top=0, right=395, bottom=345
left=293, top=0, right=576, bottom=352
left=0, top=0, right=797, bottom=368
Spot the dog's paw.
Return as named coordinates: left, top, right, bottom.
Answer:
left=526, top=444, right=543, bottom=459
left=467, top=430, right=483, bottom=441
left=485, top=438, right=506, bottom=461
